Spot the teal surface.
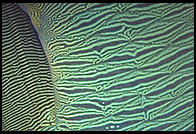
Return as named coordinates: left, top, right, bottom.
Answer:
left=2, top=3, right=194, bottom=131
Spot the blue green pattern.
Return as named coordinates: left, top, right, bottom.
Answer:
left=2, top=3, right=194, bottom=131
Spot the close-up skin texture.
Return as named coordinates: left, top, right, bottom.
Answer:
left=2, top=3, right=194, bottom=131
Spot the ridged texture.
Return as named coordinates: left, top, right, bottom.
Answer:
left=3, top=3, right=194, bottom=131
left=2, top=3, right=56, bottom=131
